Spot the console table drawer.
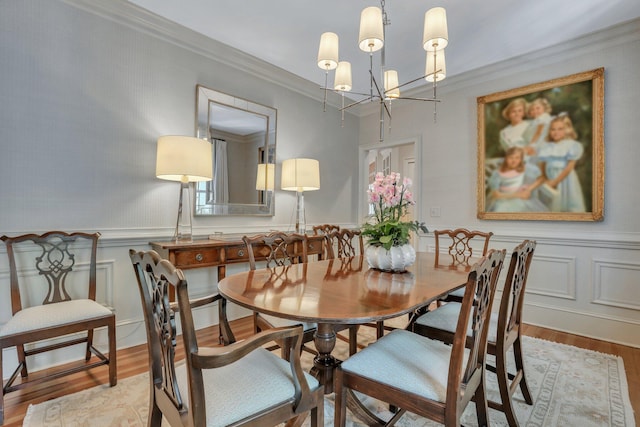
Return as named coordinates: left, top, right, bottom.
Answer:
left=174, top=248, right=221, bottom=268
left=225, top=245, right=250, bottom=262
left=306, top=239, right=324, bottom=255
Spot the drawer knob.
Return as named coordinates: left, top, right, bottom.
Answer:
left=238, top=249, right=244, bottom=257
left=195, top=253, right=203, bottom=262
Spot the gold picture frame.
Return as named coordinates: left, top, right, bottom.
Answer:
left=477, top=68, right=604, bottom=221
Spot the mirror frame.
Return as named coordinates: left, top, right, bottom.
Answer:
left=194, top=84, right=277, bottom=216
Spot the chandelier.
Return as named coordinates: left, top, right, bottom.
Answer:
left=317, top=1, right=448, bottom=141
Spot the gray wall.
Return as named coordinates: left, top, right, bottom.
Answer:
left=359, top=20, right=640, bottom=346
left=0, top=0, right=359, bottom=375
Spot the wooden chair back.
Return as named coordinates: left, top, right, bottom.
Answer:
left=498, top=240, right=536, bottom=348
left=434, top=228, right=493, bottom=269
left=451, top=249, right=505, bottom=399
left=130, top=249, right=324, bottom=427
left=325, top=229, right=364, bottom=259
left=0, top=231, right=116, bottom=425
left=312, top=224, right=340, bottom=235
left=411, top=241, right=536, bottom=425
left=334, top=249, right=505, bottom=427
left=3, top=231, right=100, bottom=310
left=129, top=250, right=187, bottom=427
left=243, top=232, right=308, bottom=270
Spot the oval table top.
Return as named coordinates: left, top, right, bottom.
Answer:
left=217, top=252, right=471, bottom=325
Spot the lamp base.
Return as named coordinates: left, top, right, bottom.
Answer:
left=295, top=191, right=305, bottom=234
left=174, top=181, right=193, bottom=242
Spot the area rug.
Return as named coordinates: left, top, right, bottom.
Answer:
left=23, top=326, right=636, bottom=427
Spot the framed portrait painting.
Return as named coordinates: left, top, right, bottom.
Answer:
left=477, top=68, right=604, bottom=221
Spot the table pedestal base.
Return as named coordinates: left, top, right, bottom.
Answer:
left=309, top=323, right=341, bottom=394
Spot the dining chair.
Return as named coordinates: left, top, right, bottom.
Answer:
left=324, top=229, right=364, bottom=259
left=130, top=250, right=323, bottom=427
left=312, top=224, right=341, bottom=259
left=435, top=228, right=494, bottom=304
left=323, top=229, right=363, bottom=354
left=312, top=224, right=340, bottom=235
left=334, top=249, right=506, bottom=427
left=411, top=240, right=536, bottom=426
left=324, top=229, right=391, bottom=341
left=0, top=231, right=116, bottom=425
left=242, top=232, right=317, bottom=358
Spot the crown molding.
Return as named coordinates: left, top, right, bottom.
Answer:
left=60, top=0, right=350, bottom=110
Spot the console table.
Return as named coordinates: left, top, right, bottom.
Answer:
left=150, top=234, right=326, bottom=279
left=149, top=234, right=327, bottom=344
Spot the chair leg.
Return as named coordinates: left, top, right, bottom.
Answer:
left=513, top=337, right=533, bottom=404
left=148, top=382, right=163, bottom=427
left=17, top=344, right=27, bottom=378
left=334, top=370, right=348, bottom=427
left=474, top=372, right=490, bottom=427
left=86, top=329, right=94, bottom=361
left=375, top=321, right=384, bottom=339
left=108, top=318, right=117, bottom=386
left=348, top=325, right=358, bottom=355
left=310, top=396, right=323, bottom=427
left=496, top=347, right=519, bottom=427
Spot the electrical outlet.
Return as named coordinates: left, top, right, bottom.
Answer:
left=430, top=207, right=441, bottom=217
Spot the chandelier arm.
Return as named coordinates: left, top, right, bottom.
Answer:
left=394, top=97, right=441, bottom=102
left=332, top=90, right=374, bottom=97
left=339, top=96, right=372, bottom=111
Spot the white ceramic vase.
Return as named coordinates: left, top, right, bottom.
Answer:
left=365, top=244, right=416, bottom=273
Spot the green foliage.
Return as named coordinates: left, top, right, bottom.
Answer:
left=362, top=172, right=428, bottom=250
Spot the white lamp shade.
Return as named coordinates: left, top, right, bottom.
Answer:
left=423, top=7, right=448, bottom=51
left=156, top=136, right=213, bottom=182
left=255, top=163, right=275, bottom=191
left=358, top=6, right=384, bottom=52
left=317, top=32, right=339, bottom=70
left=425, top=50, right=446, bottom=82
left=281, top=158, right=320, bottom=192
left=384, top=70, right=400, bottom=98
left=334, top=61, right=352, bottom=92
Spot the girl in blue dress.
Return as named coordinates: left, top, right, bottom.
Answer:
left=537, top=114, right=586, bottom=212
left=487, top=147, right=547, bottom=212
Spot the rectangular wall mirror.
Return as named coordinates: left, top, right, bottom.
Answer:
left=194, top=85, right=276, bottom=216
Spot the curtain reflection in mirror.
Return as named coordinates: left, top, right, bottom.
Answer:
left=210, top=138, right=229, bottom=204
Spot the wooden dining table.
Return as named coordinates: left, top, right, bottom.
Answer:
left=217, top=252, right=471, bottom=393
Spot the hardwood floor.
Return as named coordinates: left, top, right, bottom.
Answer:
left=3, top=318, right=638, bottom=426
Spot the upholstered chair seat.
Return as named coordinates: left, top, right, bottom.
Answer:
left=413, top=301, right=499, bottom=343
left=174, top=349, right=319, bottom=426
left=340, top=329, right=469, bottom=403
left=0, top=299, right=113, bottom=337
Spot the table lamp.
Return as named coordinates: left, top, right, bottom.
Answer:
left=156, top=136, right=212, bottom=242
left=281, top=158, right=320, bottom=233
left=255, top=163, right=275, bottom=191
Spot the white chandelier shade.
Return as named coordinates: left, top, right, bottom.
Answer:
left=358, top=7, right=384, bottom=52
left=317, top=32, right=339, bottom=70
left=334, top=61, right=352, bottom=92
left=425, top=50, right=446, bottom=82
left=384, top=70, right=400, bottom=98
left=423, top=7, right=448, bottom=51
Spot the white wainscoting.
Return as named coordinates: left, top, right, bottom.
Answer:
left=419, top=231, right=640, bottom=349
left=2, top=230, right=639, bottom=380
